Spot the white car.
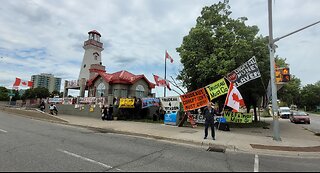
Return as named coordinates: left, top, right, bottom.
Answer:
left=278, top=107, right=291, bottom=119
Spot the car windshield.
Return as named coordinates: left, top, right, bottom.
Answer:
left=294, top=112, right=307, bottom=116
left=280, top=109, right=290, bottom=113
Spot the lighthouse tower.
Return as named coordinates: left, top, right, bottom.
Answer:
left=78, top=30, right=104, bottom=81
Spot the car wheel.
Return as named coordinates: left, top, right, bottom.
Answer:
left=307, top=122, right=310, bottom=124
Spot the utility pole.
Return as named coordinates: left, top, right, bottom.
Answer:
left=268, top=0, right=320, bottom=141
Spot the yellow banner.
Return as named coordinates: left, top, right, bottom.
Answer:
left=119, top=98, right=135, bottom=108
left=205, top=78, right=229, bottom=100
left=223, top=111, right=253, bottom=123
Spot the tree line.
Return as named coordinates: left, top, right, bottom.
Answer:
left=0, top=87, right=63, bottom=101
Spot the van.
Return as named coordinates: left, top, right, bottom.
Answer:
left=278, top=107, right=291, bottom=119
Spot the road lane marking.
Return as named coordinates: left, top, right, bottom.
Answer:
left=57, top=149, right=122, bottom=171
left=254, top=154, right=259, bottom=172
left=0, top=128, right=8, bottom=133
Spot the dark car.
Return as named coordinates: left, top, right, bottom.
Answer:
left=289, top=111, right=310, bottom=124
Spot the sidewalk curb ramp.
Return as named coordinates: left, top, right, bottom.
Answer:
left=0, top=106, right=68, bottom=124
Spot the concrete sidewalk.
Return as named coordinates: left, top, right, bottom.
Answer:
left=57, top=114, right=320, bottom=157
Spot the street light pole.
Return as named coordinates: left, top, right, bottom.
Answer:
left=268, top=0, right=281, bottom=141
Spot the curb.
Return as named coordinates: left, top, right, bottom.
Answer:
left=66, top=123, right=234, bottom=153
left=0, top=107, right=68, bottom=124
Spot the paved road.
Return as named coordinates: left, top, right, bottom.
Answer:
left=0, top=111, right=319, bottom=172
left=301, top=113, right=320, bottom=134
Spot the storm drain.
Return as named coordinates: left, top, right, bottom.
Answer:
left=206, top=145, right=226, bottom=153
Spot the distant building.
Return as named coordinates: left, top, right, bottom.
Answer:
left=64, top=30, right=155, bottom=104
left=31, top=73, right=61, bottom=93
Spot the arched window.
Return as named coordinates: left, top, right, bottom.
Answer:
left=136, top=85, right=145, bottom=98
left=97, top=82, right=106, bottom=97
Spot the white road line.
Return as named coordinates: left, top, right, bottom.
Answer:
left=57, top=149, right=122, bottom=171
left=0, top=128, right=8, bottom=133
left=254, top=154, right=259, bottom=172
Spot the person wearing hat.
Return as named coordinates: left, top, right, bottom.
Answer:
left=203, top=102, right=220, bottom=140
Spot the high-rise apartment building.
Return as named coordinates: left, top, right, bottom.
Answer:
left=31, top=73, right=61, bottom=93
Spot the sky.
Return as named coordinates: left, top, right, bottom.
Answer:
left=0, top=0, right=319, bottom=97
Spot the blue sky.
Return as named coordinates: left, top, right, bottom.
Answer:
left=0, top=0, right=319, bottom=97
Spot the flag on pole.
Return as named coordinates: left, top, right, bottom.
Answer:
left=13, top=77, right=33, bottom=87
left=225, top=82, right=245, bottom=112
left=153, top=74, right=171, bottom=90
left=165, top=51, right=174, bottom=63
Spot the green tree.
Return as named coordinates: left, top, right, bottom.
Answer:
left=278, top=76, right=301, bottom=106
left=300, top=81, right=320, bottom=111
left=0, top=87, right=9, bottom=101
left=21, top=87, right=50, bottom=100
left=51, top=90, right=60, bottom=98
left=176, top=0, right=270, bottom=121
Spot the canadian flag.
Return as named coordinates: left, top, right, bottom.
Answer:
left=225, top=82, right=245, bottom=112
left=13, top=77, right=33, bottom=87
left=153, top=74, right=171, bottom=90
left=165, top=51, right=174, bottom=63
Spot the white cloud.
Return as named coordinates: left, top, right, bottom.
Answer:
left=0, top=0, right=319, bottom=97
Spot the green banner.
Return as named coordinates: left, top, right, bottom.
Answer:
left=205, top=78, right=228, bottom=100
left=223, top=111, right=253, bottom=123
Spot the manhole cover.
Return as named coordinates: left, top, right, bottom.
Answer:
left=180, top=130, right=198, bottom=134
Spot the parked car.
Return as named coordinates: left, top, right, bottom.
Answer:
left=289, top=111, right=310, bottom=124
left=278, top=107, right=291, bottom=119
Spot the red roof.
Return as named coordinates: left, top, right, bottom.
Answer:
left=87, top=70, right=155, bottom=89
left=88, top=30, right=101, bottom=37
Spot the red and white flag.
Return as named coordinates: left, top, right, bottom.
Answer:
left=153, top=74, right=171, bottom=90
left=165, top=51, right=174, bottom=63
left=225, top=82, right=245, bottom=112
left=13, top=77, right=33, bottom=87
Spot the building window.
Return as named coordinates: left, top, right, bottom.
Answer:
left=114, top=89, right=127, bottom=98
left=96, top=82, right=105, bottom=97
left=136, top=85, right=145, bottom=98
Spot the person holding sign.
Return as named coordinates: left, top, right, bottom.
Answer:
left=203, top=102, right=220, bottom=140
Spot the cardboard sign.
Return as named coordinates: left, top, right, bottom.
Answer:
left=227, top=56, right=261, bottom=87
left=119, top=98, right=135, bottom=108
left=142, top=98, right=160, bottom=109
left=180, top=88, right=209, bottom=111
left=160, top=96, right=180, bottom=112
left=223, top=111, right=253, bottom=123
left=205, top=78, right=229, bottom=100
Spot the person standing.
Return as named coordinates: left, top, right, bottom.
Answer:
left=203, top=102, right=219, bottom=140
left=53, top=103, right=58, bottom=115
left=108, top=104, right=114, bottom=120
left=40, top=101, right=45, bottom=112
left=103, top=105, right=109, bottom=121
left=101, top=105, right=106, bottom=121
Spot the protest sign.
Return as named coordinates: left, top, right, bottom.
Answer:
left=79, top=97, right=96, bottom=104
left=142, top=98, right=160, bottom=109
left=223, top=111, right=253, bottom=123
left=227, top=56, right=261, bottom=87
left=48, top=98, right=63, bottom=103
left=160, top=96, right=180, bottom=112
left=180, top=88, right=209, bottom=111
left=119, top=98, right=135, bottom=108
left=205, top=78, right=229, bottom=100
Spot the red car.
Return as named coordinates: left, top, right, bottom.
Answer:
left=290, top=111, right=310, bottom=124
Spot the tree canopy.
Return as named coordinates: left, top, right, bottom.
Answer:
left=176, top=0, right=270, bottom=119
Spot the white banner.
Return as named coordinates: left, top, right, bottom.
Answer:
left=160, top=96, right=180, bottom=113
